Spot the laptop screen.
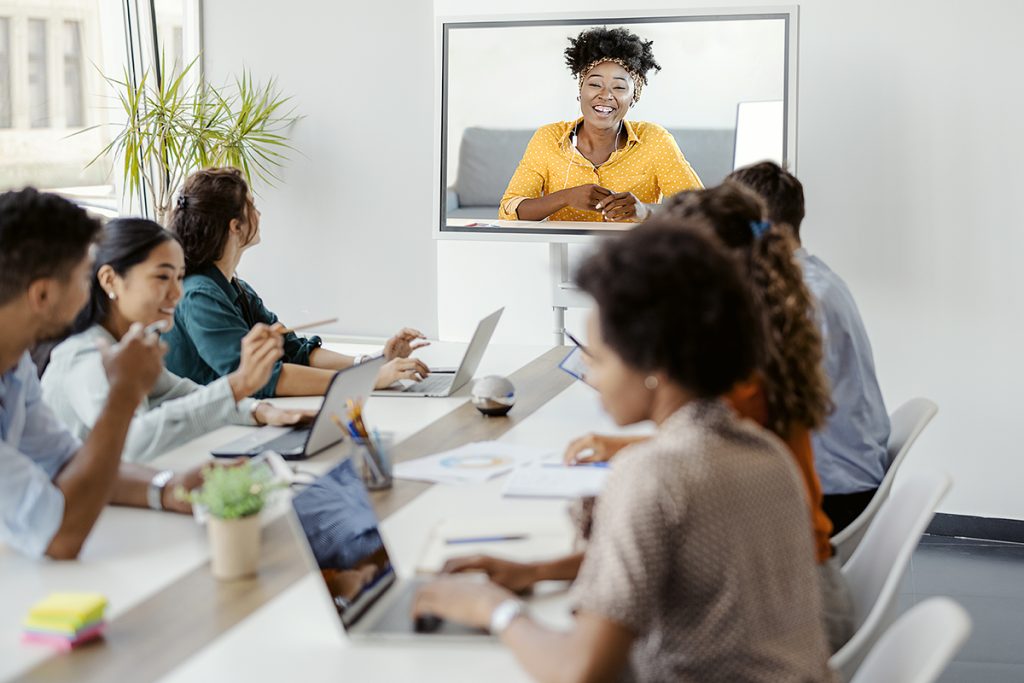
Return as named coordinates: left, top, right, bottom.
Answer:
left=291, top=458, right=396, bottom=628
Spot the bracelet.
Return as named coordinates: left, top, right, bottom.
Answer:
left=489, top=598, right=527, bottom=636
left=147, top=470, right=175, bottom=511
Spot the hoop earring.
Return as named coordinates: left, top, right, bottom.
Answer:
left=644, top=375, right=659, bottom=390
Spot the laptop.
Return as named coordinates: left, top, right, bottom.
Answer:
left=373, top=307, right=504, bottom=397
left=287, top=457, right=492, bottom=640
left=210, top=355, right=386, bottom=461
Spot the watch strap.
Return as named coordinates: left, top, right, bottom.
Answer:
left=147, top=470, right=175, bottom=511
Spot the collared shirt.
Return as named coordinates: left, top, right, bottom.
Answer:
left=41, top=325, right=257, bottom=463
left=571, top=400, right=832, bottom=682
left=163, top=266, right=322, bottom=399
left=0, top=352, right=80, bottom=557
left=796, top=249, right=891, bottom=494
left=499, top=118, right=704, bottom=222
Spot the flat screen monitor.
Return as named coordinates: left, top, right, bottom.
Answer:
left=435, top=8, right=798, bottom=241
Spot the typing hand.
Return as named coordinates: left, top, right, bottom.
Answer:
left=411, top=576, right=514, bottom=631
left=253, top=404, right=316, bottom=427
left=443, top=555, right=539, bottom=594
left=375, top=358, right=431, bottom=389
left=563, top=433, right=647, bottom=465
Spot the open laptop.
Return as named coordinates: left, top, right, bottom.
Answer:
left=373, top=307, right=503, bottom=397
left=287, top=457, right=491, bottom=640
left=210, top=355, right=386, bottom=461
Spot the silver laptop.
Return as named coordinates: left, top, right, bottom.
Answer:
left=288, top=457, right=492, bottom=640
left=211, top=356, right=386, bottom=460
left=373, top=307, right=503, bottom=397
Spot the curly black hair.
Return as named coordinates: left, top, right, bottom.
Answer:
left=0, top=188, right=101, bottom=306
left=575, top=217, right=759, bottom=398
left=564, top=26, right=660, bottom=82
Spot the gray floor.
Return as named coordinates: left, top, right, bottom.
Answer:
left=898, top=534, right=1024, bottom=682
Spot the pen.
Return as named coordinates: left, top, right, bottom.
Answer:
left=563, top=329, right=590, bottom=355
left=542, top=462, right=609, bottom=469
left=278, top=317, right=339, bottom=335
left=144, top=319, right=169, bottom=336
left=445, top=535, right=528, bottom=545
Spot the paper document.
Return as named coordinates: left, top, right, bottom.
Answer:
left=503, top=460, right=611, bottom=499
left=416, top=514, right=575, bottom=574
left=393, top=441, right=552, bottom=485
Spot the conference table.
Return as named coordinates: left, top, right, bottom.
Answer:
left=0, top=341, right=652, bottom=683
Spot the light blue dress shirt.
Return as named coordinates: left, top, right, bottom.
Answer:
left=0, top=352, right=80, bottom=557
left=796, top=249, right=891, bottom=495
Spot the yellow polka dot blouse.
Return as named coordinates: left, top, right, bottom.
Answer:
left=499, top=118, right=704, bottom=222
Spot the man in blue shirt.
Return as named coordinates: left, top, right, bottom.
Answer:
left=0, top=189, right=202, bottom=559
left=728, top=163, right=891, bottom=533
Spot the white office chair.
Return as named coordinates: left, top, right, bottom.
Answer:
left=830, top=468, right=951, bottom=682
left=833, top=398, right=939, bottom=564
left=850, top=597, right=971, bottom=683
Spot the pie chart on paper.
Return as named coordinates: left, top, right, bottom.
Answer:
left=439, top=454, right=514, bottom=470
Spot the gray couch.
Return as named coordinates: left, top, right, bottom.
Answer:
left=446, top=126, right=735, bottom=219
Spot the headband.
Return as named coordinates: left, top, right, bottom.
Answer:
left=577, top=58, right=646, bottom=103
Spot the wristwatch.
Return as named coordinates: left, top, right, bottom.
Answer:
left=249, top=399, right=267, bottom=424
left=147, top=470, right=175, bottom=511
left=489, top=598, right=527, bottom=636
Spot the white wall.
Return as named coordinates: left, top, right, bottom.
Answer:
left=200, top=0, right=438, bottom=338
left=436, top=0, right=1024, bottom=521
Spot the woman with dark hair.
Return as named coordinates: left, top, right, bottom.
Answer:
left=41, top=218, right=312, bottom=463
left=553, top=183, right=854, bottom=652
left=498, top=26, right=703, bottom=223
left=163, top=167, right=430, bottom=397
left=412, top=220, right=832, bottom=682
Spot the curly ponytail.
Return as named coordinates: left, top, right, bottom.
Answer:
left=661, top=184, right=832, bottom=435
left=748, top=225, right=832, bottom=433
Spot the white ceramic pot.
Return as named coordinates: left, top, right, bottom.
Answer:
left=207, top=514, right=261, bottom=580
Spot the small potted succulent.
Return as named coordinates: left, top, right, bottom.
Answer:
left=179, top=463, right=280, bottom=580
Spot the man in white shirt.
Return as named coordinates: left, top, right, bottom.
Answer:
left=727, top=163, right=891, bottom=533
left=0, top=188, right=203, bottom=559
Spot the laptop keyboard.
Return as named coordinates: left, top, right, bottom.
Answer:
left=404, top=375, right=452, bottom=395
left=260, top=428, right=311, bottom=455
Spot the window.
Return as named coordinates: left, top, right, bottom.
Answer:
left=0, top=0, right=198, bottom=218
left=0, top=18, right=11, bottom=128
left=27, top=19, right=48, bottom=128
left=63, top=20, right=84, bottom=127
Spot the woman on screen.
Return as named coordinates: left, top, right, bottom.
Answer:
left=498, top=27, right=703, bottom=223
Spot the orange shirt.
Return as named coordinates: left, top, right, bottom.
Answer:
left=726, top=379, right=834, bottom=564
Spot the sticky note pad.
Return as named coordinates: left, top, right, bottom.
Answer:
left=24, top=593, right=108, bottom=634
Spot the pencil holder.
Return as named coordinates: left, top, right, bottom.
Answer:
left=353, top=432, right=393, bottom=491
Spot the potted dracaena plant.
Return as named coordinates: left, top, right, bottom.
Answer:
left=179, top=461, right=283, bottom=580
left=82, top=55, right=299, bottom=225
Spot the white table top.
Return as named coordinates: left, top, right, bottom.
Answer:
left=0, top=342, right=651, bottom=683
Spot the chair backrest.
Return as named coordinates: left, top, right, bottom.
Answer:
left=833, top=398, right=939, bottom=564
left=849, top=597, right=971, bottom=683
left=830, top=468, right=951, bottom=681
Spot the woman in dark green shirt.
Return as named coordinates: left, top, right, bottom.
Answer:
left=163, top=167, right=430, bottom=398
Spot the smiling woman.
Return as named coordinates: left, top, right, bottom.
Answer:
left=40, top=218, right=312, bottom=463
left=498, top=26, right=704, bottom=223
